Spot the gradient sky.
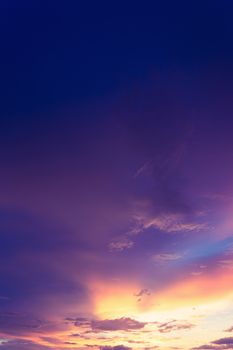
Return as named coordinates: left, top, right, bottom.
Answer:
left=1, top=2, right=233, bottom=350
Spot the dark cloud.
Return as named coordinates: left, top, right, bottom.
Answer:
left=212, top=337, right=233, bottom=345
left=193, top=346, right=220, bottom=350
left=134, top=288, right=150, bottom=302
left=99, top=346, right=132, bottom=350
left=67, top=316, right=146, bottom=332
left=91, top=317, right=146, bottom=331
left=193, top=337, right=233, bottom=350
left=66, top=317, right=90, bottom=327
left=134, top=288, right=150, bottom=297
left=157, top=320, right=194, bottom=333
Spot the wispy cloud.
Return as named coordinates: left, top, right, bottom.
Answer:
left=157, top=320, right=194, bottom=333
left=140, top=213, right=207, bottom=233
left=152, top=253, right=183, bottom=262
left=109, top=237, right=134, bottom=252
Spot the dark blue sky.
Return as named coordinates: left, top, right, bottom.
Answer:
left=1, top=1, right=233, bottom=117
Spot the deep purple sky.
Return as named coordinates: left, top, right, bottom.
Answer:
left=1, top=2, right=233, bottom=350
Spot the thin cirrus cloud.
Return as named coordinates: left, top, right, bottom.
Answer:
left=108, top=237, right=134, bottom=252
left=133, top=213, right=208, bottom=234
left=108, top=211, right=208, bottom=253
left=152, top=253, right=184, bottom=262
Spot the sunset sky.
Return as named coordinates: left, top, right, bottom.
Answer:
left=1, top=2, right=233, bottom=350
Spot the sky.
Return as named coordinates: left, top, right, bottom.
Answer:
left=1, top=1, right=233, bottom=350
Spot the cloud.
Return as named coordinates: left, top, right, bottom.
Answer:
left=109, top=211, right=207, bottom=254
left=190, top=271, right=203, bottom=276
left=212, top=337, right=233, bottom=345
left=152, top=253, right=183, bottom=262
left=193, top=346, right=219, bottom=350
left=134, top=288, right=150, bottom=302
left=193, top=337, right=233, bottom=350
left=65, top=317, right=90, bottom=327
left=99, top=346, right=132, bottom=350
left=140, top=213, right=207, bottom=234
left=157, top=320, right=194, bottom=333
left=66, top=316, right=146, bottom=332
left=109, top=237, right=134, bottom=252
left=91, top=317, right=146, bottom=331
left=133, top=161, right=153, bottom=178
left=134, top=288, right=150, bottom=297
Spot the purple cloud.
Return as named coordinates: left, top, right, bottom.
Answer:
left=66, top=316, right=146, bottom=332
left=158, top=320, right=194, bottom=333
left=99, top=346, right=132, bottom=350
left=193, top=337, right=233, bottom=350
left=212, top=337, right=233, bottom=345
left=91, top=317, right=146, bottom=332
